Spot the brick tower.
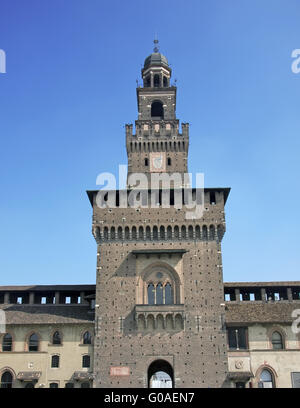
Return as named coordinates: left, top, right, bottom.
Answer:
left=88, top=41, right=230, bottom=388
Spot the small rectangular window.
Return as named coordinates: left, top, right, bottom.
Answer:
left=210, top=192, right=216, bottom=205
left=82, top=355, right=90, bottom=368
left=227, top=327, right=247, bottom=350
left=51, top=355, right=60, bottom=368
left=65, top=383, right=74, bottom=388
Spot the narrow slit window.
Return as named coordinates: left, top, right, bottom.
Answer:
left=210, top=192, right=216, bottom=205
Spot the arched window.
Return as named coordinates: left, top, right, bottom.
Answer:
left=138, top=315, right=146, bottom=330
left=110, top=226, right=115, bottom=239
left=151, top=101, right=164, bottom=118
left=28, top=333, right=39, bottom=352
left=271, top=331, right=284, bottom=350
left=82, top=355, right=90, bottom=368
left=145, top=76, right=151, bottom=87
left=153, top=74, right=160, bottom=87
left=163, top=76, right=168, bottom=87
left=141, top=265, right=181, bottom=306
left=117, top=226, right=123, bottom=240
left=104, top=226, right=108, bottom=240
left=148, top=284, right=155, bottom=305
left=259, top=369, right=274, bottom=388
left=167, top=157, right=171, bottom=166
left=156, top=283, right=163, bottom=305
left=147, top=315, right=155, bottom=331
left=174, top=225, right=179, bottom=239
left=132, top=226, right=137, bottom=240
left=51, top=355, right=60, bottom=368
left=195, top=225, right=201, bottom=239
left=2, top=333, right=12, bottom=351
left=147, top=282, right=174, bottom=305
left=156, top=314, right=164, bottom=330
left=83, top=331, right=92, bottom=345
left=209, top=225, right=215, bottom=240
left=166, top=314, right=173, bottom=330
left=49, top=382, right=58, bottom=388
left=146, top=226, right=151, bottom=240
left=52, top=331, right=61, bottom=345
left=165, top=283, right=173, bottom=305
left=1, top=371, right=13, bottom=388
left=202, top=225, right=208, bottom=240
left=145, top=158, right=149, bottom=166
left=25, top=382, right=35, bottom=388
left=175, top=314, right=184, bottom=330
left=139, top=226, right=144, bottom=240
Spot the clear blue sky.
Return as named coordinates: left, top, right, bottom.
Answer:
left=0, top=0, right=299, bottom=285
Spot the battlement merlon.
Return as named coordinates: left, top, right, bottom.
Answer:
left=87, top=188, right=230, bottom=244
left=125, top=121, right=189, bottom=141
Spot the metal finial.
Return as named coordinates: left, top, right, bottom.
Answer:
left=153, top=37, right=159, bottom=53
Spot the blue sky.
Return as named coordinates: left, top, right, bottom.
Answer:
left=0, top=0, right=299, bottom=285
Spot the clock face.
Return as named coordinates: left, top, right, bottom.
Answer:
left=150, top=152, right=166, bottom=172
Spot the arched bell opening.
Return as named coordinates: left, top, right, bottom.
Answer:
left=151, top=101, right=164, bottom=119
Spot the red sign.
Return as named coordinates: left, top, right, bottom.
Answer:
left=110, top=367, right=130, bottom=377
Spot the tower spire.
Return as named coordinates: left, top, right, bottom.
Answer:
left=153, top=36, right=159, bottom=53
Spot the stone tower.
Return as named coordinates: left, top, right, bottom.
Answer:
left=126, top=40, right=189, bottom=188
left=88, top=42, right=230, bottom=388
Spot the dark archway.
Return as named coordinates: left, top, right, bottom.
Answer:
left=1, top=371, right=13, bottom=388
left=148, top=360, right=173, bottom=388
left=24, top=382, right=35, bottom=388
left=151, top=101, right=164, bottom=119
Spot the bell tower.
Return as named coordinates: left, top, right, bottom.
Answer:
left=126, top=40, right=189, bottom=188
left=89, top=42, right=230, bottom=388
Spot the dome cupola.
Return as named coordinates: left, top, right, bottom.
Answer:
left=141, top=39, right=172, bottom=88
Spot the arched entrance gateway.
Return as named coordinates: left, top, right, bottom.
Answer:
left=148, top=360, right=173, bottom=388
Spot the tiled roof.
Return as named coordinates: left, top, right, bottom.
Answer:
left=225, top=302, right=299, bottom=323
left=0, top=304, right=94, bottom=325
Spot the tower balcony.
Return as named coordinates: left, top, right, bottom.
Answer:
left=135, top=304, right=185, bottom=332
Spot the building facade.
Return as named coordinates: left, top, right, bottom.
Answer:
left=0, top=45, right=300, bottom=388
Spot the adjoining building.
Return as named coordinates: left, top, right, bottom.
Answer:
left=1, top=43, right=300, bottom=388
